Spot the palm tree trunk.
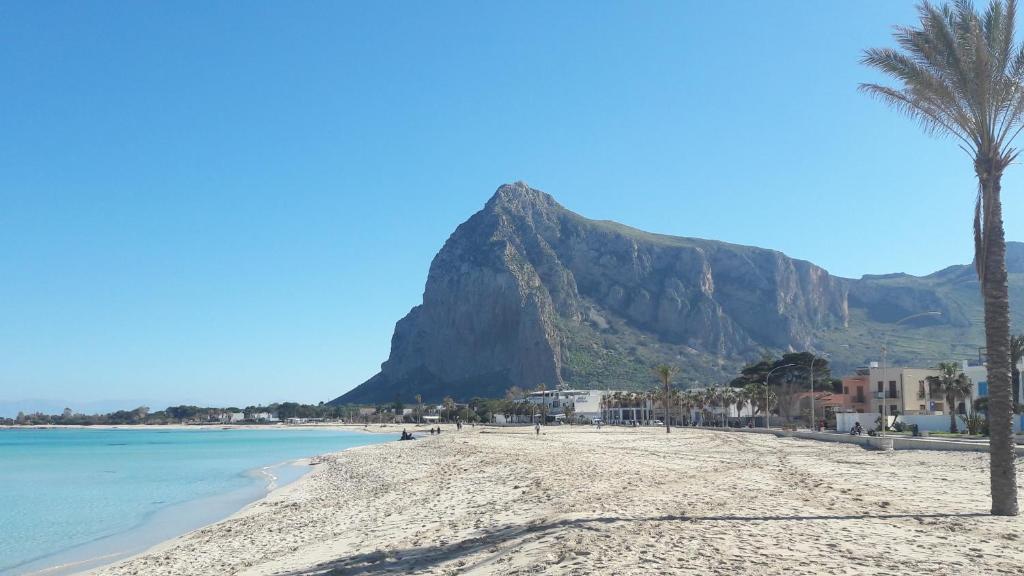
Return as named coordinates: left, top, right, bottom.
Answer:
left=664, top=380, right=671, bottom=434
left=980, top=169, right=1019, bottom=516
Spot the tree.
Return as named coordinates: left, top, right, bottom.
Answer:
left=719, top=387, right=736, bottom=427
left=733, top=353, right=830, bottom=425
left=743, top=382, right=768, bottom=419
left=693, top=390, right=710, bottom=426
left=734, top=387, right=749, bottom=422
left=535, top=383, right=547, bottom=424
left=927, top=361, right=975, bottom=433
left=862, top=0, right=1020, bottom=515
left=414, top=394, right=423, bottom=424
left=442, top=396, right=455, bottom=422
left=652, top=365, right=679, bottom=433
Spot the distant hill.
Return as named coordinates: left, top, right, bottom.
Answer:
left=333, top=182, right=1024, bottom=404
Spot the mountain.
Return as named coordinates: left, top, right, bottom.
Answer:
left=333, top=182, right=1024, bottom=404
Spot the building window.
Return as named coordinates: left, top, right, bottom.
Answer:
left=843, top=386, right=849, bottom=395
left=978, top=382, right=989, bottom=397
left=889, top=404, right=898, bottom=414
left=888, top=381, right=898, bottom=399
left=877, top=381, right=883, bottom=393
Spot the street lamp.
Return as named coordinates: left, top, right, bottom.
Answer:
left=764, top=363, right=797, bottom=429
left=809, top=354, right=825, bottom=431
left=879, top=311, right=942, bottom=437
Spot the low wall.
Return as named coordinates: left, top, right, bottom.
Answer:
left=837, top=413, right=1024, bottom=435
left=899, top=414, right=954, bottom=433
left=835, top=413, right=879, bottom=433
left=700, top=426, right=1024, bottom=455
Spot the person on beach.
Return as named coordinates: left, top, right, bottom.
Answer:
left=534, top=422, right=540, bottom=435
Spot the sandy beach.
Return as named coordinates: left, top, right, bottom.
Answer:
left=86, top=425, right=1024, bottom=576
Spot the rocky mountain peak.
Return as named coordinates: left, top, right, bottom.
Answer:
left=331, top=185, right=1024, bottom=405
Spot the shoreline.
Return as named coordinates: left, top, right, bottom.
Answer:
left=83, top=425, right=1024, bottom=575
left=1, top=423, right=411, bottom=432
left=80, top=434, right=419, bottom=576
left=73, top=426, right=427, bottom=575
left=4, top=427, right=405, bottom=576
left=19, top=458, right=311, bottom=576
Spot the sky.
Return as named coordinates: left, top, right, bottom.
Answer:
left=3, top=1, right=1022, bottom=411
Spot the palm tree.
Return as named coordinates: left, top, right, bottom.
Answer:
left=862, top=0, right=1022, bottom=515
left=712, top=385, right=729, bottom=426
left=415, top=394, right=423, bottom=424
left=696, top=390, right=710, bottom=426
left=536, top=383, right=547, bottom=425
left=743, top=382, right=766, bottom=421
left=734, top=387, right=750, bottom=423
left=705, top=388, right=722, bottom=427
left=652, top=365, right=679, bottom=433
left=927, top=362, right=975, bottom=433
left=1011, top=333, right=1024, bottom=409
left=442, top=396, right=455, bottom=423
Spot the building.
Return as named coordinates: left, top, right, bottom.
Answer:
left=524, top=389, right=605, bottom=421
left=221, top=411, right=245, bottom=423
left=248, top=411, right=278, bottom=423
left=866, top=365, right=940, bottom=417
left=961, top=358, right=1024, bottom=410
left=838, top=370, right=871, bottom=413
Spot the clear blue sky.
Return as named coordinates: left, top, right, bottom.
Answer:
left=3, top=1, right=1021, bottom=410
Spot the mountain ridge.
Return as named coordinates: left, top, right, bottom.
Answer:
left=333, top=182, right=1024, bottom=404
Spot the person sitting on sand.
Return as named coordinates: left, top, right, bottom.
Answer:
left=850, top=422, right=863, bottom=436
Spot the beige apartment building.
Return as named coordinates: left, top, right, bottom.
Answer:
left=866, top=366, right=941, bottom=417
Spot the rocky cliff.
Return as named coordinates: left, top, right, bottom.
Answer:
left=336, top=182, right=972, bottom=404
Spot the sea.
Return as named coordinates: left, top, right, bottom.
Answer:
left=0, top=427, right=392, bottom=575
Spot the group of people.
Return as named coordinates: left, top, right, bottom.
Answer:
left=849, top=422, right=864, bottom=436
left=399, top=429, right=415, bottom=440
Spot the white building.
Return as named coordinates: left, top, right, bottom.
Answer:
left=221, top=412, right=245, bottom=423
left=961, top=359, right=1024, bottom=409
left=524, top=389, right=605, bottom=421
left=249, top=411, right=278, bottom=422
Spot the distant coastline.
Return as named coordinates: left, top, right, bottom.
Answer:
left=0, top=423, right=404, bottom=433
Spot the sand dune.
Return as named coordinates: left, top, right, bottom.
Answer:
left=88, top=426, right=1024, bottom=575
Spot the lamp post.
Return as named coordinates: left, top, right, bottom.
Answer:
left=764, top=363, right=797, bottom=429
left=879, top=311, right=942, bottom=437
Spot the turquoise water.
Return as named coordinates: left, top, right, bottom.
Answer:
left=0, top=427, right=391, bottom=575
